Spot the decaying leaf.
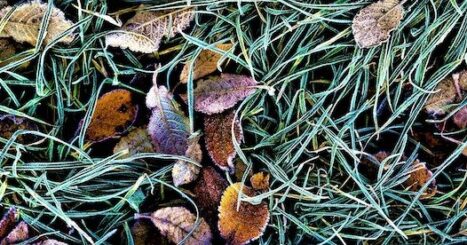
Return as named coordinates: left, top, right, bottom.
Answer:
left=106, top=7, right=194, bottom=53
left=0, top=1, right=74, bottom=46
left=172, top=135, right=203, bottom=186
left=425, top=72, right=461, bottom=115
left=130, top=220, right=164, bottom=245
left=1, top=221, right=28, bottom=245
left=0, top=0, right=7, bottom=8
left=0, top=207, right=18, bottom=238
left=180, top=43, right=233, bottom=83
left=32, top=239, right=68, bottom=245
left=404, top=160, right=437, bottom=198
left=352, top=0, right=404, bottom=48
left=147, top=85, right=189, bottom=155
left=453, top=69, right=467, bottom=91
left=250, top=172, right=270, bottom=191
left=0, top=115, right=38, bottom=144
left=218, top=183, right=269, bottom=245
left=0, top=39, right=16, bottom=62
left=190, top=74, right=257, bottom=115
left=204, top=110, right=243, bottom=172
left=85, top=89, right=138, bottom=142
left=135, top=207, right=212, bottom=245
left=193, top=167, right=228, bottom=212
left=460, top=217, right=467, bottom=236
left=113, top=127, right=154, bottom=156
left=234, top=160, right=253, bottom=182
left=453, top=106, right=467, bottom=129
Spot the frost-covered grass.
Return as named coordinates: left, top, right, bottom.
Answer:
left=0, top=0, right=466, bottom=244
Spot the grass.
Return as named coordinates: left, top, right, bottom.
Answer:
left=0, top=0, right=466, bottom=244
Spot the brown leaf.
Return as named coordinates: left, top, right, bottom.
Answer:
left=180, top=43, right=233, bottom=83
left=218, top=183, right=269, bottom=245
left=0, top=207, right=17, bottom=238
left=113, top=127, right=154, bottom=156
left=234, top=160, right=253, bottom=182
left=172, top=135, right=203, bottom=186
left=352, top=0, right=404, bottom=48
left=0, top=115, right=38, bottom=144
left=85, top=89, right=138, bottom=142
left=204, top=110, right=243, bottom=172
left=453, top=106, right=467, bottom=129
left=0, top=0, right=6, bottom=8
left=0, top=1, right=74, bottom=46
left=0, top=39, right=16, bottom=62
left=193, top=167, right=228, bottom=212
left=425, top=74, right=459, bottom=115
left=135, top=207, right=212, bottom=245
left=404, top=160, right=437, bottom=198
left=250, top=172, right=270, bottom=191
left=1, top=221, right=28, bottom=245
left=106, top=7, right=193, bottom=53
left=130, top=220, right=165, bottom=245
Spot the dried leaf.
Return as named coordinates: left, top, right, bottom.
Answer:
left=172, top=135, right=203, bottom=186
left=250, top=172, right=270, bottom=191
left=1, top=221, right=28, bottom=245
left=352, top=0, right=404, bottom=48
left=190, top=74, right=257, bottom=115
left=180, top=43, right=233, bottom=83
left=130, top=220, right=164, bottom=245
left=425, top=74, right=459, bottom=115
left=453, top=69, right=467, bottom=91
left=147, top=85, right=189, bottom=155
left=460, top=217, right=467, bottom=236
left=0, top=39, right=16, bottom=62
left=32, top=239, right=68, bottom=245
left=0, top=115, right=38, bottom=144
left=0, top=1, right=74, bottom=46
left=106, top=7, right=193, bottom=53
left=234, top=160, right=253, bottom=182
left=0, top=0, right=6, bottom=8
left=135, top=207, right=212, bottom=245
left=193, top=167, right=228, bottom=212
left=453, top=106, right=467, bottom=129
left=113, top=127, right=154, bottom=156
left=218, top=183, right=269, bottom=245
left=0, top=207, right=17, bottom=238
left=85, top=89, right=138, bottom=142
left=204, top=110, right=243, bottom=172
left=404, top=160, right=437, bottom=198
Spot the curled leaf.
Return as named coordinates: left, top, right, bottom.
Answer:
left=0, top=115, right=38, bottom=144
left=404, top=160, right=437, bottom=198
left=218, top=183, right=269, bottom=245
left=190, top=74, right=257, bottom=115
left=204, top=110, right=243, bottom=172
left=147, top=85, right=189, bottom=155
left=193, top=167, right=228, bottom=212
left=135, top=207, right=212, bottom=245
left=106, top=7, right=194, bottom=53
left=85, top=89, right=138, bottom=142
left=453, top=106, right=467, bottom=129
left=0, top=1, right=74, bottom=46
left=425, top=73, right=460, bottom=115
left=113, top=127, right=154, bottom=156
left=352, top=0, right=404, bottom=48
left=1, top=221, right=28, bottom=245
left=172, top=135, right=203, bottom=186
left=0, top=207, right=18, bottom=238
left=250, top=172, right=270, bottom=191
left=180, top=43, right=233, bottom=83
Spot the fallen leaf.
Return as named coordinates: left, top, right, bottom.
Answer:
left=85, top=89, right=138, bottom=142
left=147, top=85, right=189, bottom=155
left=180, top=43, right=233, bottom=83
left=190, top=73, right=257, bottom=115
left=0, top=0, right=6, bottom=8
left=453, top=69, right=467, bottom=91
left=172, top=135, right=203, bottom=186
left=0, top=1, right=74, bottom=46
left=193, top=167, right=228, bottom=212
left=352, top=0, right=404, bottom=48
left=0, top=115, right=38, bottom=144
left=218, top=183, right=269, bottom=245
left=32, top=239, right=68, bottom=245
left=106, top=7, right=193, bottom=53
left=0, top=39, right=16, bottom=62
left=453, top=106, right=467, bottom=129
left=130, top=220, right=164, bottom=245
left=0, top=207, right=17, bottom=238
left=460, top=217, right=467, bottom=236
left=425, top=74, right=458, bottom=115
left=135, top=207, right=212, bottom=245
left=404, top=160, right=437, bottom=199
left=1, top=221, right=28, bottom=245
left=204, top=110, right=243, bottom=172
left=250, top=172, right=270, bottom=191
left=113, top=127, right=154, bottom=156
left=234, top=160, right=253, bottom=182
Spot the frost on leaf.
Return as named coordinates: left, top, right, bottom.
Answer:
left=130, top=220, right=163, bottom=245
left=85, top=89, right=138, bottom=142
left=1, top=221, right=28, bottom=245
left=0, top=207, right=18, bottom=238
left=147, top=85, right=189, bottom=155
left=453, top=106, right=467, bottom=129
left=218, top=183, right=269, bottom=245
left=106, top=7, right=194, bottom=53
left=190, top=73, right=257, bottom=115
left=172, top=135, right=203, bottom=186
left=352, top=0, right=404, bottom=48
left=250, top=172, right=270, bottom=191
left=0, top=39, right=16, bottom=63
left=0, top=115, right=38, bottom=144
left=404, top=160, right=437, bottom=199
left=193, top=167, right=228, bottom=213
left=135, top=207, right=212, bottom=245
left=113, top=127, right=154, bottom=156
left=180, top=43, right=233, bottom=83
left=0, top=1, right=74, bottom=46
left=425, top=73, right=460, bottom=115
left=32, top=239, right=68, bottom=245
left=204, top=110, right=243, bottom=172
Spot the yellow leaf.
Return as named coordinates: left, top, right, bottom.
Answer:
left=250, top=172, right=270, bottom=191
left=172, top=134, right=203, bottom=186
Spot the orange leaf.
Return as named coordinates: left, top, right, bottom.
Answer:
left=404, top=160, right=437, bottom=199
left=250, top=172, right=270, bottom=191
left=0, top=115, right=38, bottom=144
left=218, top=183, right=269, bottom=245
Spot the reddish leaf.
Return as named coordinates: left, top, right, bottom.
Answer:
left=0, top=207, right=17, bottom=238
left=453, top=106, right=467, bottom=129
left=193, top=167, right=228, bottom=212
left=1, top=221, right=28, bottom=245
